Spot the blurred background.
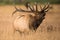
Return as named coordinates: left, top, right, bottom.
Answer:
left=0, top=0, right=60, bottom=40
left=0, top=0, right=60, bottom=5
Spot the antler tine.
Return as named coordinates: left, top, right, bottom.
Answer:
left=42, top=2, right=50, bottom=11
left=12, top=6, right=26, bottom=16
left=34, top=2, right=38, bottom=12
left=45, top=8, right=50, bottom=12
left=12, top=6, right=19, bottom=16
left=28, top=4, right=34, bottom=11
left=44, top=2, right=50, bottom=10
left=12, top=10, right=17, bottom=16
left=25, top=2, right=30, bottom=9
left=40, top=4, right=42, bottom=10
left=25, top=2, right=34, bottom=12
left=42, top=3, right=47, bottom=10
left=32, top=5, right=34, bottom=11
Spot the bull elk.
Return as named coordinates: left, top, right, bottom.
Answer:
left=12, top=2, right=51, bottom=34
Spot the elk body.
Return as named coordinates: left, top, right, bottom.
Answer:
left=12, top=2, right=51, bottom=34
left=13, top=14, right=31, bottom=33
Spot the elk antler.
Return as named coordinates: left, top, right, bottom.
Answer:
left=12, top=2, right=35, bottom=16
left=34, top=2, right=38, bottom=12
left=12, top=6, right=26, bottom=16
left=25, top=2, right=34, bottom=11
left=12, top=2, right=51, bottom=16
left=40, top=3, right=50, bottom=12
left=12, top=6, right=35, bottom=16
left=40, top=4, right=42, bottom=10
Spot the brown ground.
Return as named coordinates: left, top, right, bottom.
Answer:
left=0, top=5, right=60, bottom=40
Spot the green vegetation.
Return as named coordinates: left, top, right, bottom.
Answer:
left=0, top=0, right=60, bottom=5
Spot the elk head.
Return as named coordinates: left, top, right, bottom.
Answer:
left=12, top=2, right=51, bottom=31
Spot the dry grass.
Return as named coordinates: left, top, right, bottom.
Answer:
left=0, top=5, right=60, bottom=40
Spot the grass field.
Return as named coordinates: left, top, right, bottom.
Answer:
left=0, top=5, right=60, bottom=40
